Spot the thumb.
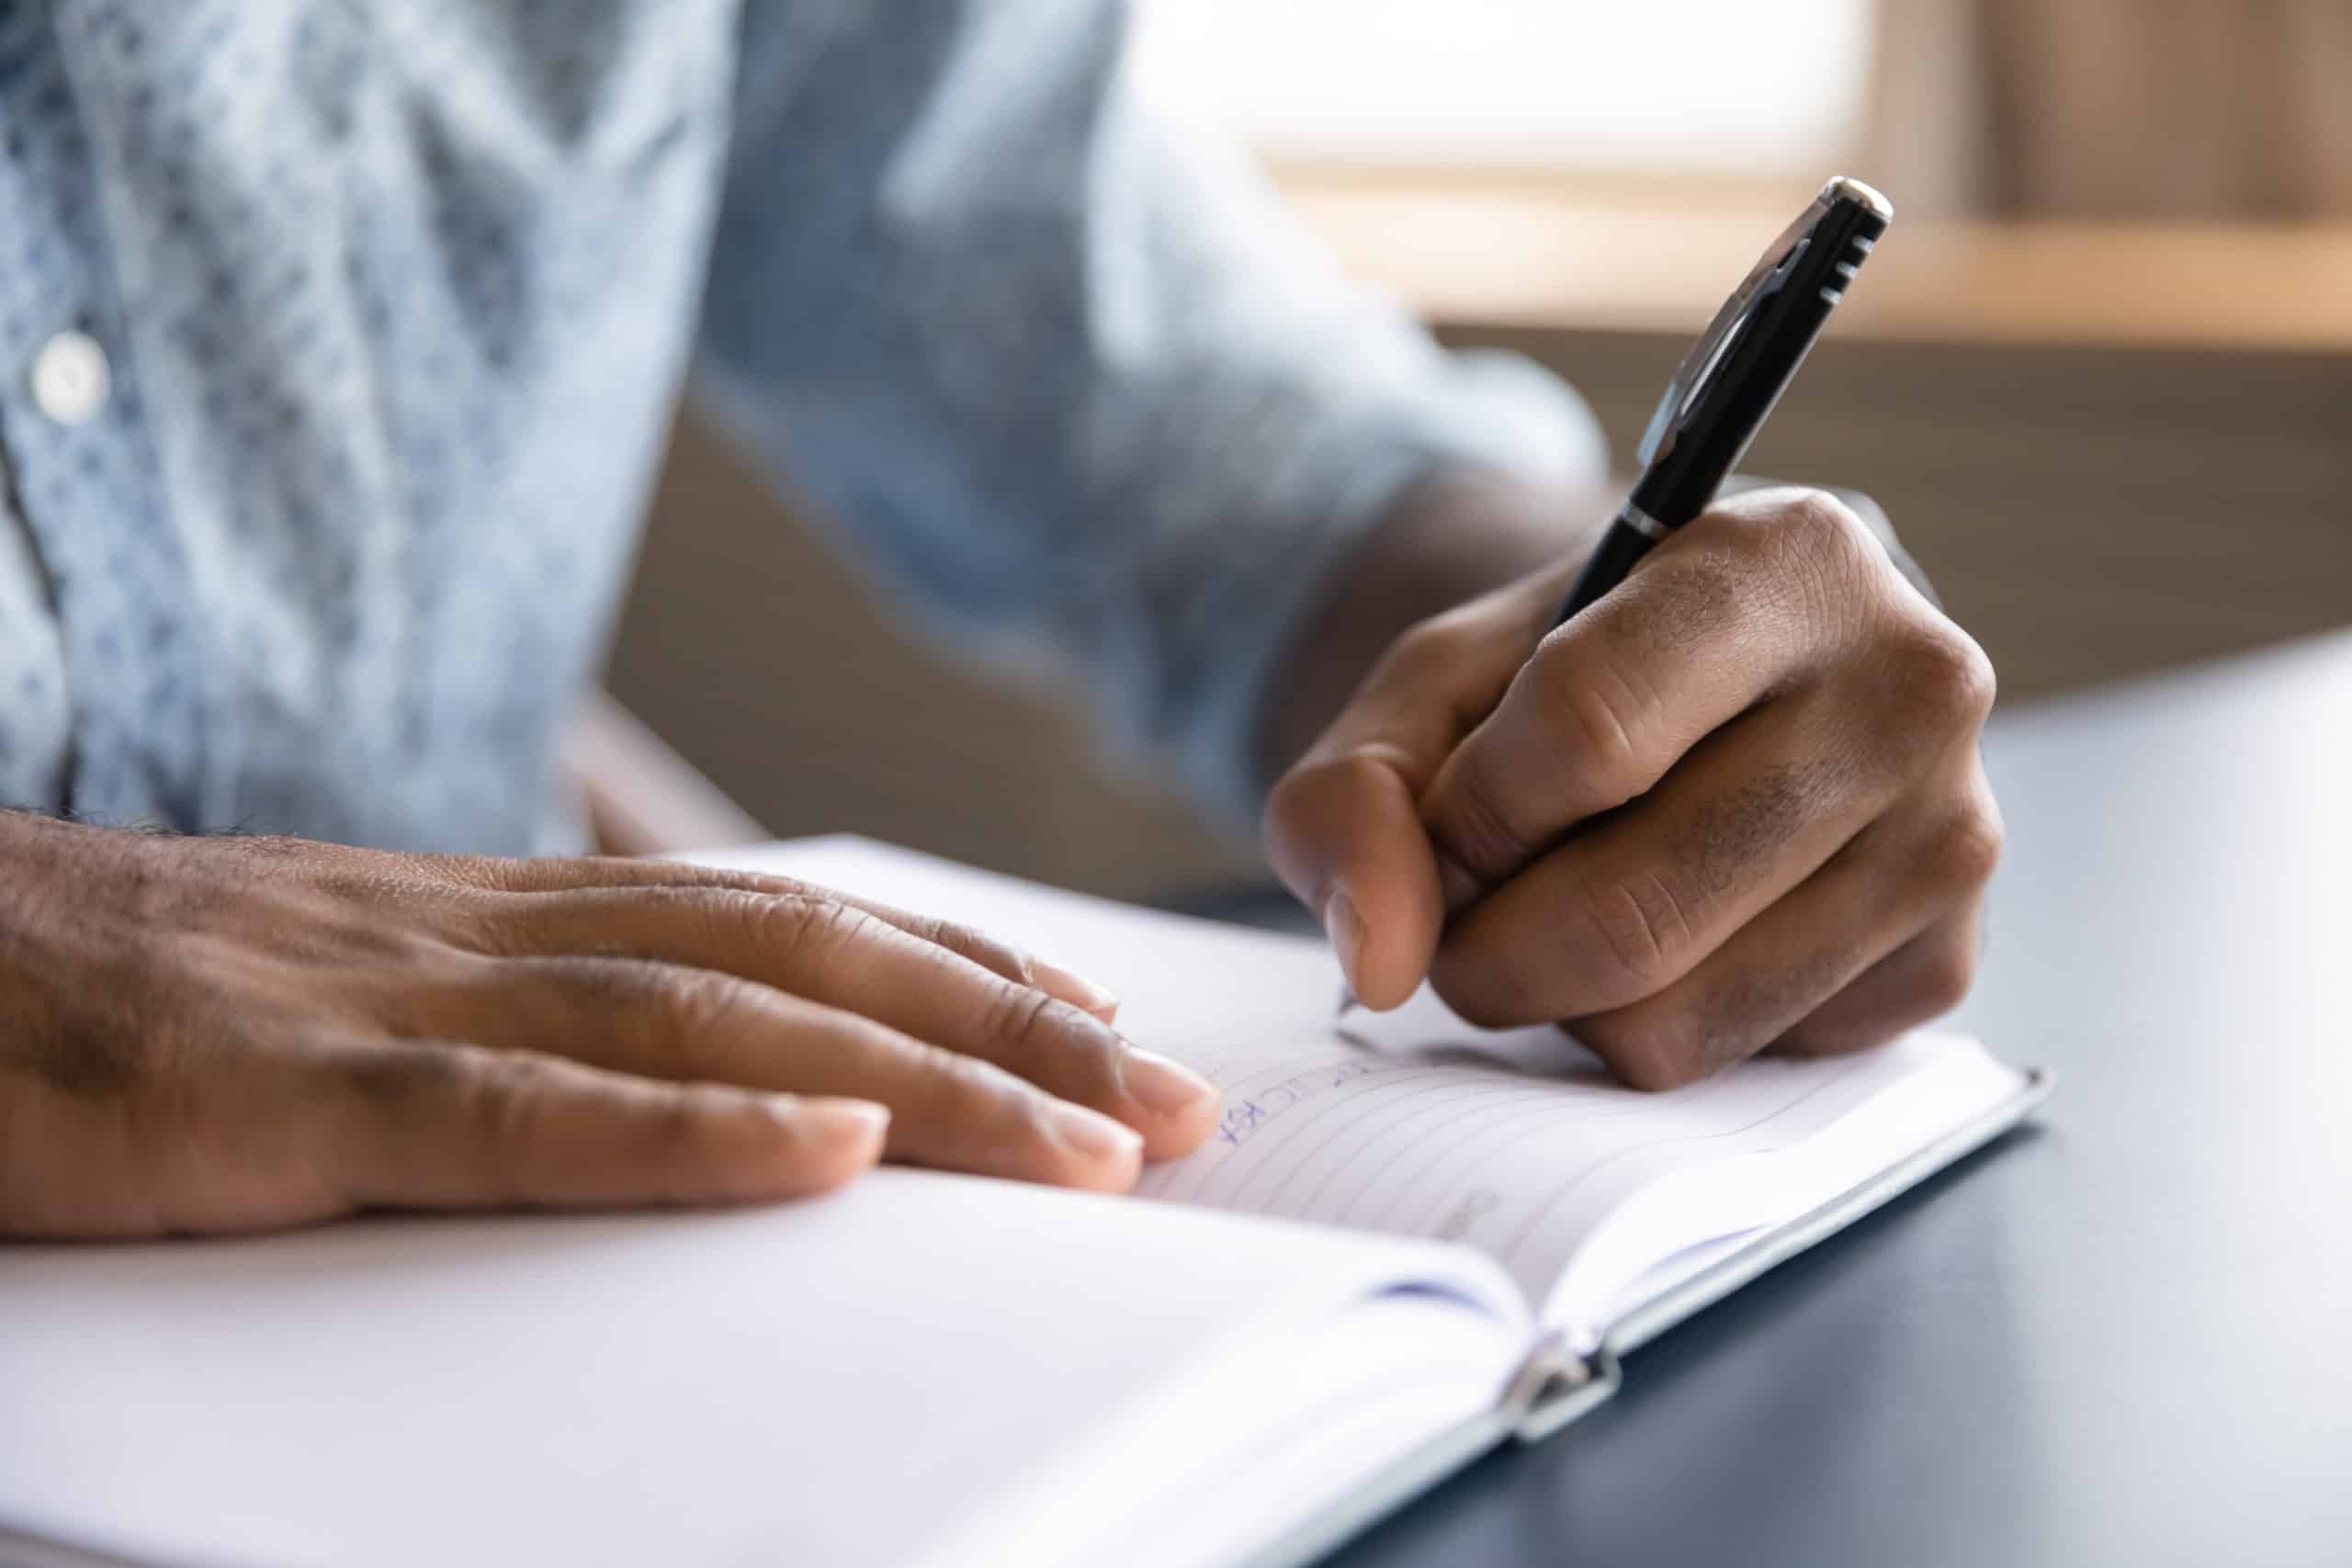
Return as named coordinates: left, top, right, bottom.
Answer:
left=1263, top=744, right=1446, bottom=1011
left=1262, top=572, right=1570, bottom=1010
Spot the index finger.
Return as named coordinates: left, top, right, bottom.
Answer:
left=425, top=852, right=1118, bottom=1021
left=480, top=886, right=1217, bottom=1160
left=1419, top=493, right=1864, bottom=894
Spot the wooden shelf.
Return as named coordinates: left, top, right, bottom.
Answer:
left=1277, top=171, right=2352, bottom=352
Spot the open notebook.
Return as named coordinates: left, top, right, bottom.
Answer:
left=0, top=837, right=2044, bottom=1568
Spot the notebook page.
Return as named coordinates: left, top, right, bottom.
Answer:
left=0, top=1170, right=1524, bottom=1568
left=1139, top=1003, right=2015, bottom=1310
left=695, top=840, right=2021, bottom=1310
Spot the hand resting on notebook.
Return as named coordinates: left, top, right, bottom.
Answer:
left=0, top=814, right=1216, bottom=1237
left=1264, top=482, right=2001, bottom=1090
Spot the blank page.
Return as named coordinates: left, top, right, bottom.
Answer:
left=0, top=1170, right=1521, bottom=1568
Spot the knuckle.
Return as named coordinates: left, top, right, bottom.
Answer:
left=646, top=964, right=759, bottom=1041
left=534, top=954, right=756, bottom=1055
left=1574, top=870, right=1694, bottom=1002
left=11, top=953, right=166, bottom=1100
left=458, top=1049, right=545, bottom=1146
left=1327, top=748, right=1401, bottom=808
left=300, top=901, right=456, bottom=968
left=978, top=983, right=1091, bottom=1075
left=1436, top=641, right=1661, bottom=881
left=907, top=1040, right=1026, bottom=1128
left=1428, top=970, right=1520, bottom=1032
left=1911, top=938, right=1979, bottom=1017
left=1718, top=490, right=1879, bottom=612
left=647, top=1084, right=731, bottom=1170
left=426, top=886, right=536, bottom=958
left=1434, top=756, right=1534, bottom=884
left=534, top=953, right=644, bottom=1007
left=1543, top=651, right=1655, bottom=810
left=1895, top=620, right=1998, bottom=732
left=334, top=1039, right=476, bottom=1115
left=1430, top=871, right=1698, bottom=1032
left=748, top=891, right=874, bottom=964
left=696, top=885, right=782, bottom=936
left=1380, top=600, right=1516, bottom=696
left=22, top=1019, right=148, bottom=1100
left=1381, top=587, right=1556, bottom=703
left=1834, top=487, right=1892, bottom=534
left=411, top=851, right=520, bottom=893
left=918, top=917, right=1035, bottom=986
left=1927, top=800, right=2005, bottom=894
left=1382, top=616, right=1458, bottom=685
left=1260, top=763, right=1318, bottom=852
left=336, top=1041, right=554, bottom=1195
left=1776, top=489, right=1873, bottom=567
left=1575, top=1010, right=1709, bottom=1092
left=723, top=870, right=819, bottom=903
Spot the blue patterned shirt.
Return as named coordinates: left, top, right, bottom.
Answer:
left=0, top=1, right=1602, bottom=852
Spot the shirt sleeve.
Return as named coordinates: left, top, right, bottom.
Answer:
left=694, top=0, right=1609, bottom=823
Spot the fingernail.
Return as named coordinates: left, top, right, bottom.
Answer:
left=1322, top=886, right=1365, bottom=983
left=1050, top=1101, right=1144, bottom=1163
left=790, top=1098, right=892, bottom=1149
left=1120, top=1048, right=1216, bottom=1114
left=1033, top=959, right=1120, bottom=1021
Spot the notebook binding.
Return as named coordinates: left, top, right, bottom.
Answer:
left=1502, top=1330, right=1623, bottom=1442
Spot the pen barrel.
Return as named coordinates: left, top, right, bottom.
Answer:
left=1553, top=178, right=1891, bottom=635
left=1553, top=513, right=1660, bottom=626
left=1629, top=288, right=1839, bottom=525
left=1634, top=190, right=1890, bottom=529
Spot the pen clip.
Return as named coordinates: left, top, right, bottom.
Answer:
left=1633, top=192, right=1833, bottom=468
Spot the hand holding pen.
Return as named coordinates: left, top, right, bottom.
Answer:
left=1263, top=178, right=2006, bottom=1089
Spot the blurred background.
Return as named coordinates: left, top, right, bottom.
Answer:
left=601, top=0, right=2352, bottom=897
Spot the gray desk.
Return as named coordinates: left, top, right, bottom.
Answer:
left=1327, top=631, right=2352, bottom=1566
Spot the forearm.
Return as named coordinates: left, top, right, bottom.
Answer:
left=1252, top=469, right=1613, bottom=787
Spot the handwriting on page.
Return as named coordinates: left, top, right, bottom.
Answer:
left=1432, top=1189, right=1502, bottom=1243
left=1215, top=1059, right=1379, bottom=1146
left=1137, top=1036, right=1928, bottom=1302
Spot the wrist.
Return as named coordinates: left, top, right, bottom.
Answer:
left=1252, top=468, right=1611, bottom=787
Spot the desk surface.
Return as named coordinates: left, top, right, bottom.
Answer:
left=1326, top=632, right=2352, bottom=1568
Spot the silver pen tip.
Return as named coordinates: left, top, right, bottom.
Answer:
left=1822, top=175, right=1894, bottom=222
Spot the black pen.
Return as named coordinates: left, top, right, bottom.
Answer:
left=1553, top=175, right=1892, bottom=626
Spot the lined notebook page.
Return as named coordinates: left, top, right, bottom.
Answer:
left=1136, top=1002, right=2005, bottom=1305
left=699, top=840, right=2018, bottom=1306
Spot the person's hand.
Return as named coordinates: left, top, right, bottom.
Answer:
left=1264, top=486, right=2000, bottom=1089
left=0, top=815, right=1217, bottom=1238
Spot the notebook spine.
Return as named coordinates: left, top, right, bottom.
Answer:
left=1503, top=1331, right=1623, bottom=1442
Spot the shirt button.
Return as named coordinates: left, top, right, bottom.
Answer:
left=28, top=331, right=112, bottom=426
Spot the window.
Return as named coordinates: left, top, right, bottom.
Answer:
left=1132, top=0, right=1874, bottom=178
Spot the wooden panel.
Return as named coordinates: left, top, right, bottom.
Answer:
left=1281, top=174, right=2352, bottom=351
left=1452, top=324, right=2352, bottom=699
